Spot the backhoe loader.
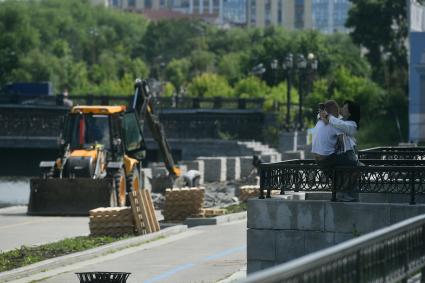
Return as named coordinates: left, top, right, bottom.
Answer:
left=28, top=79, right=181, bottom=215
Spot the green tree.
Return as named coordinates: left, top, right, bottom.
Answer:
left=142, top=19, right=207, bottom=64
left=217, top=52, right=248, bottom=85
left=234, top=76, right=269, bottom=98
left=188, top=73, right=233, bottom=97
left=345, top=0, right=423, bottom=85
left=189, top=50, right=215, bottom=76
left=165, top=58, right=190, bottom=91
left=0, top=1, right=39, bottom=85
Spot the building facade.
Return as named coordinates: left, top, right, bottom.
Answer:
left=312, top=0, right=351, bottom=33
left=246, top=0, right=312, bottom=29
left=97, top=0, right=351, bottom=32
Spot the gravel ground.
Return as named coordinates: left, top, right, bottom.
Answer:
left=151, top=176, right=258, bottom=210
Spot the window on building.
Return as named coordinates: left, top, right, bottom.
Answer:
left=265, top=0, right=272, bottom=25
left=295, top=0, right=304, bottom=29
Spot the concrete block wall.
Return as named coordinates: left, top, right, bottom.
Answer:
left=247, top=199, right=425, bottom=274
left=145, top=139, right=281, bottom=183
left=197, top=157, right=226, bottom=182
left=226, top=157, right=241, bottom=180
left=240, top=156, right=254, bottom=177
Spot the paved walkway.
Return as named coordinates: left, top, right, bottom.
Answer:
left=0, top=206, right=88, bottom=252
left=10, top=220, right=247, bottom=283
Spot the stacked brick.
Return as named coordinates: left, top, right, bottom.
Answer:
left=163, top=187, right=205, bottom=222
left=89, top=207, right=135, bottom=236
left=238, top=185, right=261, bottom=202
left=197, top=208, right=226, bottom=218
left=238, top=185, right=281, bottom=202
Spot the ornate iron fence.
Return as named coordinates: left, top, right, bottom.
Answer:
left=259, top=159, right=425, bottom=204
left=359, top=147, right=425, bottom=160
left=241, top=214, right=425, bottom=283
left=0, top=94, right=267, bottom=110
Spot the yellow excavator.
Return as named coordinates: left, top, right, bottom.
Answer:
left=28, top=79, right=181, bottom=215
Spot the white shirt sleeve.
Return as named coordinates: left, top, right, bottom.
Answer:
left=328, top=115, right=357, bottom=137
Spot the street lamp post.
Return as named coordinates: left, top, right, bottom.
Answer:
left=271, top=59, right=278, bottom=85
left=282, top=54, right=293, bottom=129
left=297, top=54, right=307, bottom=130
left=306, top=53, right=318, bottom=95
left=271, top=59, right=279, bottom=111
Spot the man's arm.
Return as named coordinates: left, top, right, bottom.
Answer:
left=328, top=115, right=357, bottom=136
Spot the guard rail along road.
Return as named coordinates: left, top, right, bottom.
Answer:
left=240, top=213, right=425, bottom=283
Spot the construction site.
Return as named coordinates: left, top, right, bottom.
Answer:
left=0, top=78, right=292, bottom=283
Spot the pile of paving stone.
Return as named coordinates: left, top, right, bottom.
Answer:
left=151, top=176, right=258, bottom=210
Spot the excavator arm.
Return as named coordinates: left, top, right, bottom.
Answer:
left=132, top=79, right=181, bottom=179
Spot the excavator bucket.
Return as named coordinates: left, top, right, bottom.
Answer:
left=28, top=178, right=114, bottom=216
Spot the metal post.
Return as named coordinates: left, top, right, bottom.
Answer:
left=410, top=170, right=416, bottom=205
left=259, top=166, right=265, bottom=199
left=298, top=75, right=303, bottom=130
left=286, top=69, right=291, bottom=128
left=331, top=169, right=337, bottom=202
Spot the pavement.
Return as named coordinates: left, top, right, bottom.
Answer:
left=6, top=219, right=247, bottom=283
left=0, top=206, right=248, bottom=283
left=0, top=206, right=89, bottom=252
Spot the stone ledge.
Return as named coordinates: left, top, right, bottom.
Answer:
left=184, top=211, right=247, bottom=228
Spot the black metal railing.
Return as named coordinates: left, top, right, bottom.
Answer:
left=259, top=159, right=425, bottom=204
left=0, top=94, right=269, bottom=110
left=359, top=147, right=425, bottom=160
left=241, top=214, right=425, bottom=283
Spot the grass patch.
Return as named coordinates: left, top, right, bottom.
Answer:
left=224, top=202, right=247, bottom=214
left=0, top=235, right=132, bottom=272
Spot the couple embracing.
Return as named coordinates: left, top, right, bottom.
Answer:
left=311, top=100, right=361, bottom=202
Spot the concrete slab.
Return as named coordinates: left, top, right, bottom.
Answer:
left=226, top=157, right=241, bottom=181
left=184, top=212, right=247, bottom=228
left=240, top=156, right=254, bottom=178
left=304, top=231, right=334, bottom=254
left=248, top=199, right=325, bottom=231
left=388, top=203, right=425, bottom=224
left=324, top=202, right=390, bottom=234
left=334, top=232, right=355, bottom=245
left=198, top=157, right=226, bottom=182
left=275, top=230, right=305, bottom=263
left=247, top=229, right=276, bottom=261
left=247, top=260, right=275, bottom=275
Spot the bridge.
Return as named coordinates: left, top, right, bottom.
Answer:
left=0, top=95, right=283, bottom=175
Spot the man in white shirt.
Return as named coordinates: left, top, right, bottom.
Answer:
left=312, top=100, right=340, bottom=166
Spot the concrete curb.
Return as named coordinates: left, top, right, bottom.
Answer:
left=0, top=225, right=187, bottom=282
left=184, top=211, right=247, bottom=228
left=0, top=205, right=27, bottom=213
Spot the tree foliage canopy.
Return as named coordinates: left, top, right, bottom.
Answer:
left=0, top=0, right=408, bottom=144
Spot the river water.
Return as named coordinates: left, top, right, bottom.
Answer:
left=0, top=177, right=30, bottom=207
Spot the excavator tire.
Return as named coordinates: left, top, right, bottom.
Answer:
left=126, top=167, right=141, bottom=206
left=114, top=168, right=127, bottom=207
